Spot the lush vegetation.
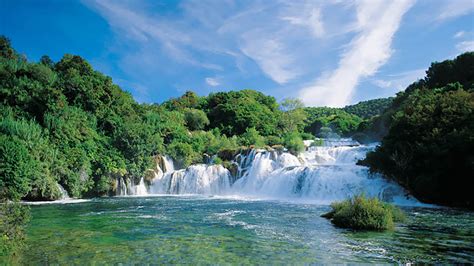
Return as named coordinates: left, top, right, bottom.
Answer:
left=0, top=36, right=318, bottom=202
left=359, top=52, right=474, bottom=209
left=343, top=98, right=393, bottom=119
left=303, top=107, right=363, bottom=137
left=1, top=33, right=472, bottom=212
left=322, top=194, right=405, bottom=231
left=0, top=201, right=30, bottom=259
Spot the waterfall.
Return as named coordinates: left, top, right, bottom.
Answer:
left=150, top=165, right=231, bottom=194
left=56, top=183, right=70, bottom=200
left=118, top=138, right=419, bottom=205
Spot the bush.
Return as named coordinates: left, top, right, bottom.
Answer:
left=0, top=201, right=30, bottom=258
left=265, top=135, right=283, bottom=146
left=183, top=108, right=209, bottom=130
left=0, top=135, right=35, bottom=200
left=239, top=127, right=265, bottom=147
left=300, top=132, right=315, bottom=140
left=167, top=142, right=200, bottom=168
left=283, top=131, right=304, bottom=155
left=321, top=194, right=405, bottom=231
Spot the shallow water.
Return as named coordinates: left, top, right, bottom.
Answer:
left=15, top=196, right=474, bottom=264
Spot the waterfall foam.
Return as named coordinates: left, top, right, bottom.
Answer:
left=118, top=139, right=420, bottom=205
left=56, top=183, right=70, bottom=200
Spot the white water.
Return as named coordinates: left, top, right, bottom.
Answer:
left=120, top=139, right=420, bottom=205
left=56, top=183, right=70, bottom=200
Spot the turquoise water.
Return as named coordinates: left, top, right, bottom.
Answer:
left=16, top=196, right=474, bottom=264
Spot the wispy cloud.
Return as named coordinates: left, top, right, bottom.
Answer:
left=205, top=77, right=220, bottom=87
left=299, top=0, right=415, bottom=107
left=456, top=40, right=474, bottom=52
left=454, top=31, right=466, bottom=38
left=372, top=68, right=426, bottom=91
left=436, top=0, right=474, bottom=21
left=82, top=0, right=465, bottom=105
left=281, top=6, right=325, bottom=38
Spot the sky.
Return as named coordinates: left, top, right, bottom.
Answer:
left=1, top=0, right=473, bottom=107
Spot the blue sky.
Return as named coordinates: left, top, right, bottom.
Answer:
left=1, top=0, right=473, bottom=106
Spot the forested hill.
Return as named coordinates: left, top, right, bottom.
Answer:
left=343, top=98, right=393, bottom=119
left=360, top=52, right=474, bottom=208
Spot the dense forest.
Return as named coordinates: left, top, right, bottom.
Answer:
left=359, top=52, right=474, bottom=209
left=0, top=35, right=472, bottom=209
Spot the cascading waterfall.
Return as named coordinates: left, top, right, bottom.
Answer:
left=56, top=183, right=70, bottom=200
left=118, top=139, right=419, bottom=205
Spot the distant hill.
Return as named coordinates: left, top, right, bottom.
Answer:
left=343, top=97, right=393, bottom=119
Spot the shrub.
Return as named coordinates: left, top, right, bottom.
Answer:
left=265, top=135, right=283, bottom=146
left=183, top=108, right=209, bottom=130
left=300, top=132, right=315, bottom=140
left=167, top=142, right=201, bottom=167
left=239, top=127, right=265, bottom=147
left=283, top=131, right=304, bottom=155
left=0, top=135, right=35, bottom=200
left=0, top=201, right=30, bottom=258
left=322, top=194, right=405, bottom=231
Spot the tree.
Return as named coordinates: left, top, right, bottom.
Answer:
left=39, top=55, right=54, bottom=68
left=283, top=131, right=304, bottom=155
left=279, top=98, right=307, bottom=133
left=184, top=108, right=210, bottom=130
left=239, top=127, right=265, bottom=147
left=0, top=36, right=16, bottom=59
left=0, top=135, right=35, bottom=200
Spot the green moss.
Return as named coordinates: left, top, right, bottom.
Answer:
left=322, top=194, right=405, bottom=231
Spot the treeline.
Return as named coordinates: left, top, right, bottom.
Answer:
left=359, top=52, right=474, bottom=209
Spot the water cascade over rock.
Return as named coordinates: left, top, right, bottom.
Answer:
left=117, top=139, right=418, bottom=205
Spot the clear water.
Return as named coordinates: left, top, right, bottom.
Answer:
left=15, top=196, right=474, bottom=264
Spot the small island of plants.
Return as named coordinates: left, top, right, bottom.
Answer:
left=322, top=194, right=406, bottom=231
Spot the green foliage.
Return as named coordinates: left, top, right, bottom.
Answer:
left=162, top=91, right=204, bottom=111
left=239, top=127, right=265, bottom=147
left=0, top=135, right=35, bottom=200
left=183, top=108, right=210, bottom=130
left=265, top=135, right=283, bottom=146
left=283, top=131, right=305, bottom=155
left=343, top=98, right=393, bottom=119
left=322, top=195, right=405, bottom=231
left=359, top=52, right=474, bottom=208
left=0, top=201, right=30, bottom=258
left=205, top=90, right=279, bottom=136
left=0, top=36, right=17, bottom=60
left=361, top=87, right=474, bottom=208
left=279, top=98, right=307, bottom=133
left=300, top=132, right=315, bottom=140
left=167, top=142, right=200, bottom=168
left=304, top=107, right=363, bottom=137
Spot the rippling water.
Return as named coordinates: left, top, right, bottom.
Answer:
left=15, top=197, right=474, bottom=264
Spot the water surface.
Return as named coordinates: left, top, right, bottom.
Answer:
left=18, top=196, right=474, bottom=264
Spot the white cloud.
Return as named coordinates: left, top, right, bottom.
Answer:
left=205, top=77, right=220, bottom=87
left=372, top=68, right=426, bottom=91
left=299, top=0, right=415, bottom=107
left=281, top=7, right=325, bottom=38
left=456, top=40, right=474, bottom=52
left=454, top=31, right=466, bottom=38
left=436, top=0, right=474, bottom=21
left=240, top=37, right=300, bottom=84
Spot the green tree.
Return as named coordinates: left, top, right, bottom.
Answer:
left=279, top=98, right=307, bottom=133
left=283, top=131, right=305, bottom=155
left=0, top=135, right=35, bottom=200
left=183, top=108, right=210, bottom=130
left=239, top=127, right=265, bottom=147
